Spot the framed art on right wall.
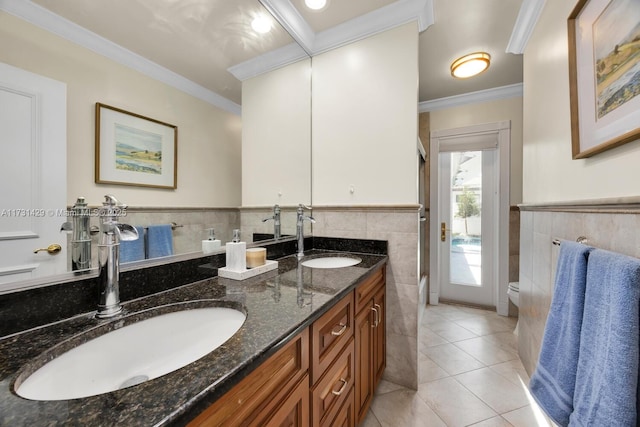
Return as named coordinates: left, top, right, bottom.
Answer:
left=568, top=0, right=640, bottom=159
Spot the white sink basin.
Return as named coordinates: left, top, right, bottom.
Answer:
left=301, top=256, right=362, bottom=269
left=16, top=302, right=246, bottom=401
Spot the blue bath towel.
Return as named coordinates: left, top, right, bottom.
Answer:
left=119, top=226, right=145, bottom=263
left=529, top=241, right=593, bottom=426
left=146, top=224, right=173, bottom=259
left=569, top=249, right=640, bottom=427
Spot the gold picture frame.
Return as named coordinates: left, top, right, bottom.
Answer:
left=568, top=0, right=640, bottom=159
left=95, top=103, right=177, bottom=189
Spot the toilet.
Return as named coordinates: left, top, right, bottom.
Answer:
left=508, top=282, right=520, bottom=335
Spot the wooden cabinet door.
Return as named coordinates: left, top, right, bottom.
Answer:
left=255, top=375, right=310, bottom=427
left=188, top=330, right=308, bottom=427
left=354, top=302, right=374, bottom=424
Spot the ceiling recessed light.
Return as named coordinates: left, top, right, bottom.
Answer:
left=451, top=52, right=491, bottom=79
left=305, top=0, right=327, bottom=11
left=251, top=15, right=272, bottom=34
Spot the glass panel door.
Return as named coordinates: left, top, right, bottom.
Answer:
left=449, top=151, right=482, bottom=286
left=439, top=149, right=496, bottom=306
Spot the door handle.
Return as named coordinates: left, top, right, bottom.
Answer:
left=374, top=303, right=382, bottom=327
left=371, top=306, right=379, bottom=328
left=440, top=222, right=451, bottom=242
left=33, top=244, right=62, bottom=255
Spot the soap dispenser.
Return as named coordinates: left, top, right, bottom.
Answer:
left=225, top=229, right=246, bottom=272
left=202, top=228, right=221, bottom=254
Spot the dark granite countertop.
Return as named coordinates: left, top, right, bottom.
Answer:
left=0, top=250, right=387, bottom=426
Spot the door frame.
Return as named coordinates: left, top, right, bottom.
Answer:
left=0, top=62, right=67, bottom=290
left=429, top=121, right=511, bottom=316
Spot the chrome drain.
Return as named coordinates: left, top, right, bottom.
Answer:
left=119, top=375, right=149, bottom=389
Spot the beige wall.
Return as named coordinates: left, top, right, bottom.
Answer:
left=430, top=96, right=524, bottom=204
left=0, top=11, right=241, bottom=208
left=242, top=59, right=312, bottom=207
left=311, top=22, right=419, bottom=205
left=522, top=0, right=640, bottom=204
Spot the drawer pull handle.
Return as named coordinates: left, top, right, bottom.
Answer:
left=331, top=323, right=347, bottom=336
left=332, top=378, right=348, bottom=396
left=371, top=306, right=379, bottom=328
left=374, top=303, right=382, bottom=327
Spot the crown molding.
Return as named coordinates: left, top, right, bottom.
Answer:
left=418, top=83, right=523, bottom=112
left=238, top=0, right=434, bottom=79
left=312, top=0, right=434, bottom=55
left=228, top=42, right=309, bottom=81
left=258, top=0, right=315, bottom=54
left=0, top=0, right=241, bottom=115
left=417, top=0, right=435, bottom=32
left=506, top=0, right=547, bottom=54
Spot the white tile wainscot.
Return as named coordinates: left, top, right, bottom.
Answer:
left=518, top=200, right=640, bottom=375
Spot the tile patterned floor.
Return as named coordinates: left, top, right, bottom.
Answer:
left=362, top=303, right=555, bottom=427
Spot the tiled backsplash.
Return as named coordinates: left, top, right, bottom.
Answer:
left=65, top=206, right=313, bottom=270
left=239, top=206, right=312, bottom=243
left=66, top=207, right=239, bottom=270
left=518, top=203, right=640, bottom=375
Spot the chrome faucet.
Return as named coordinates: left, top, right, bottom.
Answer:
left=96, top=195, right=139, bottom=319
left=296, top=204, right=315, bottom=259
left=60, top=196, right=96, bottom=271
left=262, top=204, right=281, bottom=240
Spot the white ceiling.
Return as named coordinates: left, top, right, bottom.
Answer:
left=9, top=0, right=529, bottom=112
left=419, top=0, right=523, bottom=102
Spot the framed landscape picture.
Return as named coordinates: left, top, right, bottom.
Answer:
left=95, top=103, right=177, bottom=189
left=568, top=0, right=640, bottom=158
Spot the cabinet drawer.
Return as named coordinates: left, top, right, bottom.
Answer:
left=311, top=292, right=354, bottom=384
left=188, top=329, right=309, bottom=427
left=354, top=266, right=385, bottom=313
left=311, top=337, right=355, bottom=427
left=327, top=386, right=354, bottom=427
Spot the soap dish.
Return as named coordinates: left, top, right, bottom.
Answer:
left=218, top=260, right=278, bottom=281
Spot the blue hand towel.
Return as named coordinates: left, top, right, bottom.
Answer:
left=146, top=224, right=173, bottom=259
left=119, top=226, right=145, bottom=263
left=529, top=241, right=593, bottom=426
left=569, top=249, right=640, bottom=427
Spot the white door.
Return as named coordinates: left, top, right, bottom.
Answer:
left=438, top=148, right=497, bottom=306
left=0, top=62, right=67, bottom=289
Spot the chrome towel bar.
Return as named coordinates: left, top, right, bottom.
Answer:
left=552, top=236, right=588, bottom=246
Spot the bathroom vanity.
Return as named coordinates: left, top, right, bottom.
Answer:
left=0, top=241, right=387, bottom=426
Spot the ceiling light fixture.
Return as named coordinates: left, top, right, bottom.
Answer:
left=251, top=15, right=272, bottom=34
left=305, top=0, right=327, bottom=11
left=451, top=52, right=491, bottom=79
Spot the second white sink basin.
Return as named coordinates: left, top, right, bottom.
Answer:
left=16, top=302, right=246, bottom=401
left=301, top=256, right=362, bottom=269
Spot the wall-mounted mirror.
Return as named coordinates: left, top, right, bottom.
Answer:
left=0, top=0, right=311, bottom=291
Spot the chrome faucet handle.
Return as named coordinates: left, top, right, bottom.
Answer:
left=263, top=204, right=282, bottom=221
left=99, top=194, right=128, bottom=221
left=296, top=204, right=315, bottom=223
left=103, top=194, right=122, bottom=207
